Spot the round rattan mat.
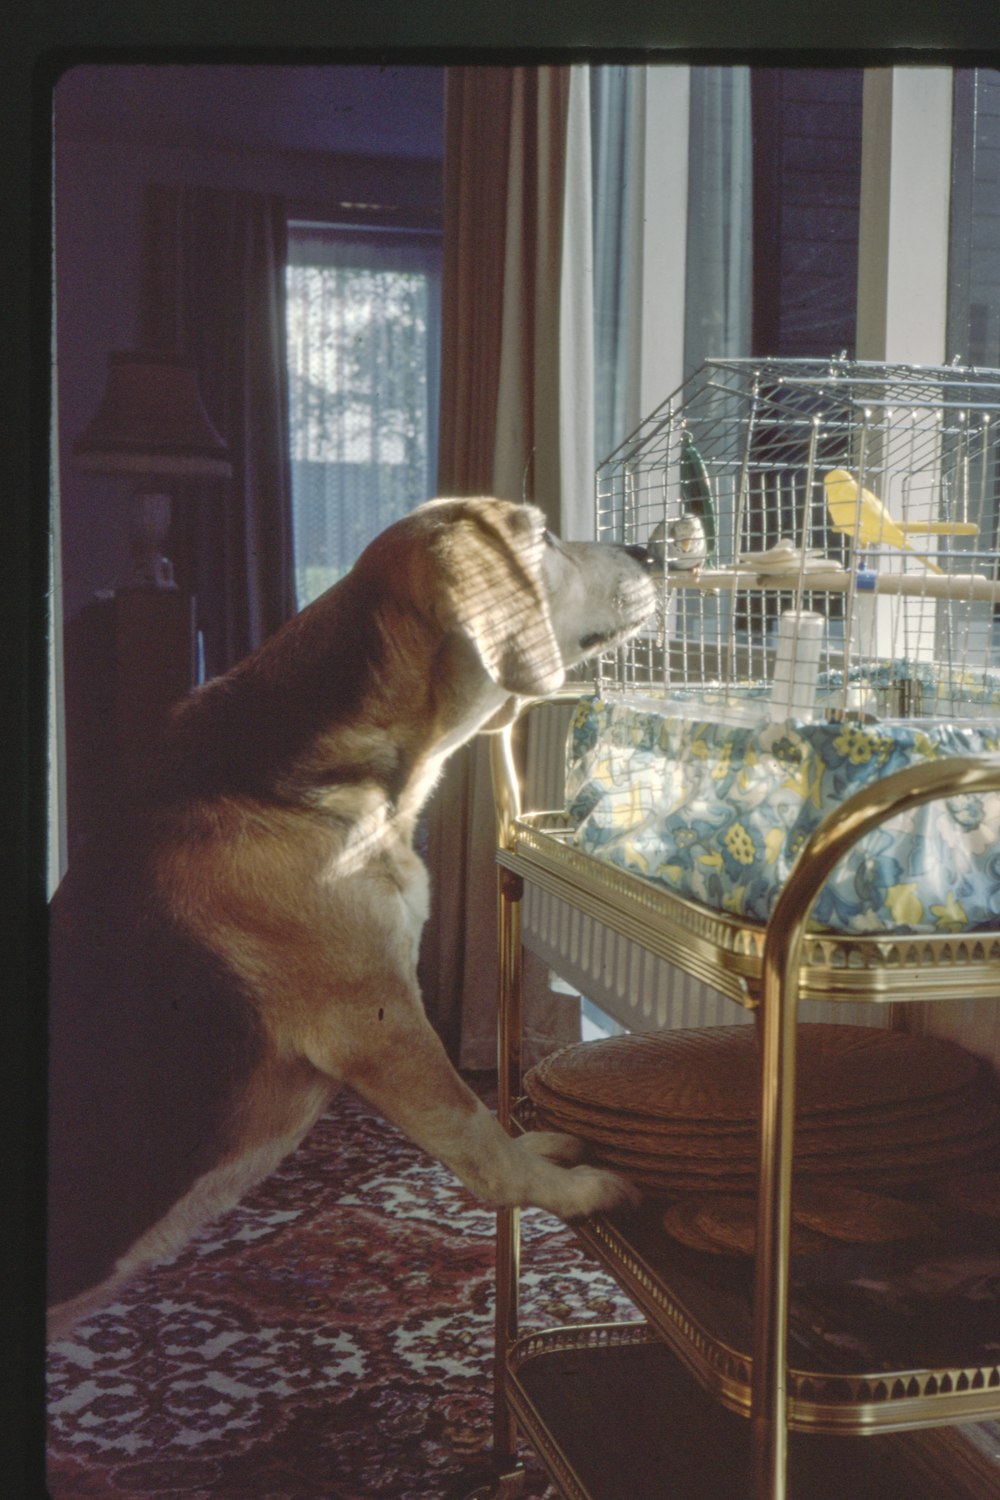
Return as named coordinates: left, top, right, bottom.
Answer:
left=527, top=1025, right=986, bottom=1124
left=524, top=1024, right=1000, bottom=1202
left=576, top=1118, right=1000, bottom=1175
left=527, top=1081, right=1000, bottom=1159
left=662, top=1196, right=832, bottom=1257
left=566, top=1144, right=998, bottom=1198
left=661, top=1183, right=938, bottom=1256
left=934, top=1169, right=1000, bottom=1221
left=791, top=1183, right=937, bottom=1242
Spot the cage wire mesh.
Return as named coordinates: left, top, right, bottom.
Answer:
left=595, top=357, right=1000, bottom=725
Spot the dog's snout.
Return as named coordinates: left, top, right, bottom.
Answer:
left=624, top=543, right=657, bottom=572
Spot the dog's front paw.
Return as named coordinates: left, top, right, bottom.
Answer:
left=517, top=1128, right=587, bottom=1166
left=513, top=1129, right=641, bottom=1219
left=526, top=1160, right=641, bottom=1221
left=561, top=1163, right=642, bottom=1219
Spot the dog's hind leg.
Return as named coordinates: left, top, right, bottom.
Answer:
left=46, top=1142, right=294, bottom=1341
left=48, top=1064, right=334, bottom=1340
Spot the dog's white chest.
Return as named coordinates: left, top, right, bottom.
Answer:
left=395, top=852, right=431, bottom=930
left=395, top=846, right=431, bottom=956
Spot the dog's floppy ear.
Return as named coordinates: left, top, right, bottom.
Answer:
left=438, top=501, right=566, bottom=697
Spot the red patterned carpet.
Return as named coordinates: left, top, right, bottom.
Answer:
left=46, top=1080, right=636, bottom=1500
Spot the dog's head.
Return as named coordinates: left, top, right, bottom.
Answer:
left=363, top=497, right=656, bottom=701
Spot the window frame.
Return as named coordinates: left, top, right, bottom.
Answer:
left=855, top=67, right=954, bottom=364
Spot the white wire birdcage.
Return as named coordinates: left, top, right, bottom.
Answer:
left=595, top=356, right=1000, bottom=725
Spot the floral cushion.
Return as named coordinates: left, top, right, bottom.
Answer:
left=565, top=695, right=1000, bottom=934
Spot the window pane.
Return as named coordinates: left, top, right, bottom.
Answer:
left=286, top=226, right=441, bottom=606
left=947, top=69, right=1000, bottom=642
left=685, top=66, right=753, bottom=373
left=749, top=68, right=863, bottom=361
left=590, top=65, right=640, bottom=465
left=948, top=68, right=1000, bottom=367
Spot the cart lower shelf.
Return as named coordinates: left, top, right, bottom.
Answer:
left=509, top=1100, right=1000, bottom=1435
left=506, top=1322, right=999, bottom=1500
left=575, top=1202, right=1000, bottom=1432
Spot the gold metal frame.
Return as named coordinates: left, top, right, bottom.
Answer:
left=504, top=1322, right=662, bottom=1500
left=498, top=811, right=1000, bottom=1007
left=563, top=1180, right=1000, bottom=1434
left=489, top=707, right=1000, bottom=1500
left=752, top=753, right=1000, bottom=1496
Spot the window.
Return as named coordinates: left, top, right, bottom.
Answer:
left=750, top=68, right=863, bottom=360
left=948, top=68, right=1000, bottom=632
left=948, top=68, right=1000, bottom=367
left=588, top=66, right=754, bottom=466
left=685, top=66, right=753, bottom=374
left=285, top=223, right=442, bottom=607
left=589, top=64, right=868, bottom=459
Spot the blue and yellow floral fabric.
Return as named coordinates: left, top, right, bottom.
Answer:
left=566, top=695, right=1000, bottom=934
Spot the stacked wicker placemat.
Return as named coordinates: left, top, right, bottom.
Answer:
left=523, top=1024, right=1000, bottom=1254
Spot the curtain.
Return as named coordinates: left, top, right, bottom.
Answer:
left=684, top=67, right=753, bottom=375
left=421, top=65, right=595, bottom=1070
left=591, top=65, right=645, bottom=463
left=434, top=67, right=595, bottom=532
left=141, top=186, right=295, bottom=677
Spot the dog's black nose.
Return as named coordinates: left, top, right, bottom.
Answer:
left=624, top=543, right=657, bottom=571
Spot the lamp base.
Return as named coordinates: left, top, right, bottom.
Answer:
left=122, top=555, right=177, bottom=591
left=125, top=489, right=178, bottom=591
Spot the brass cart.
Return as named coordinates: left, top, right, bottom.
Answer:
left=480, top=712, right=1000, bottom=1500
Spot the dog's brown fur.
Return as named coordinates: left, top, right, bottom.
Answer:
left=48, top=497, right=654, bottom=1337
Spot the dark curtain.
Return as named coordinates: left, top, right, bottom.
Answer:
left=141, top=185, right=295, bottom=677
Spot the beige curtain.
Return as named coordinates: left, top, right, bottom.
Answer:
left=419, top=65, right=595, bottom=1071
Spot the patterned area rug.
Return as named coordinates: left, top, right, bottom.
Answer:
left=46, top=1080, right=636, bottom=1500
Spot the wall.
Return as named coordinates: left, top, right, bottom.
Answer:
left=54, top=63, right=444, bottom=624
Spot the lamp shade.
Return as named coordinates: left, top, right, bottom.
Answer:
left=74, top=351, right=232, bottom=478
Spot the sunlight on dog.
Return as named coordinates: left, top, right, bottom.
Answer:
left=48, top=497, right=656, bottom=1337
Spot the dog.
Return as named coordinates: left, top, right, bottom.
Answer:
left=47, top=496, right=655, bottom=1338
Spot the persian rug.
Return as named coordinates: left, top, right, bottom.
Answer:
left=46, top=1079, right=636, bottom=1500
left=44, top=1076, right=1000, bottom=1499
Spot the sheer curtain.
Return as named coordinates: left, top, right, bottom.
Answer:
left=684, top=67, right=753, bottom=376
left=591, top=65, right=645, bottom=463
left=285, top=225, right=442, bottom=605
left=589, top=64, right=752, bottom=464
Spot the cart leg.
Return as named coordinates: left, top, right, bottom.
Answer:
left=489, top=1203, right=523, bottom=1488
left=488, top=865, right=526, bottom=1491
left=462, top=1466, right=526, bottom=1500
left=751, top=967, right=800, bottom=1498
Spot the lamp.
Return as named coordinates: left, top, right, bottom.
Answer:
left=74, top=351, right=232, bottom=590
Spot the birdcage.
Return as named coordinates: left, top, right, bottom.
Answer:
left=595, top=357, right=1000, bottom=725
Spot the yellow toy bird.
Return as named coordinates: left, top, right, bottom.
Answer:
left=823, top=469, right=976, bottom=574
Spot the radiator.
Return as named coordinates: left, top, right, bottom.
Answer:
left=519, top=697, right=885, bottom=1036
